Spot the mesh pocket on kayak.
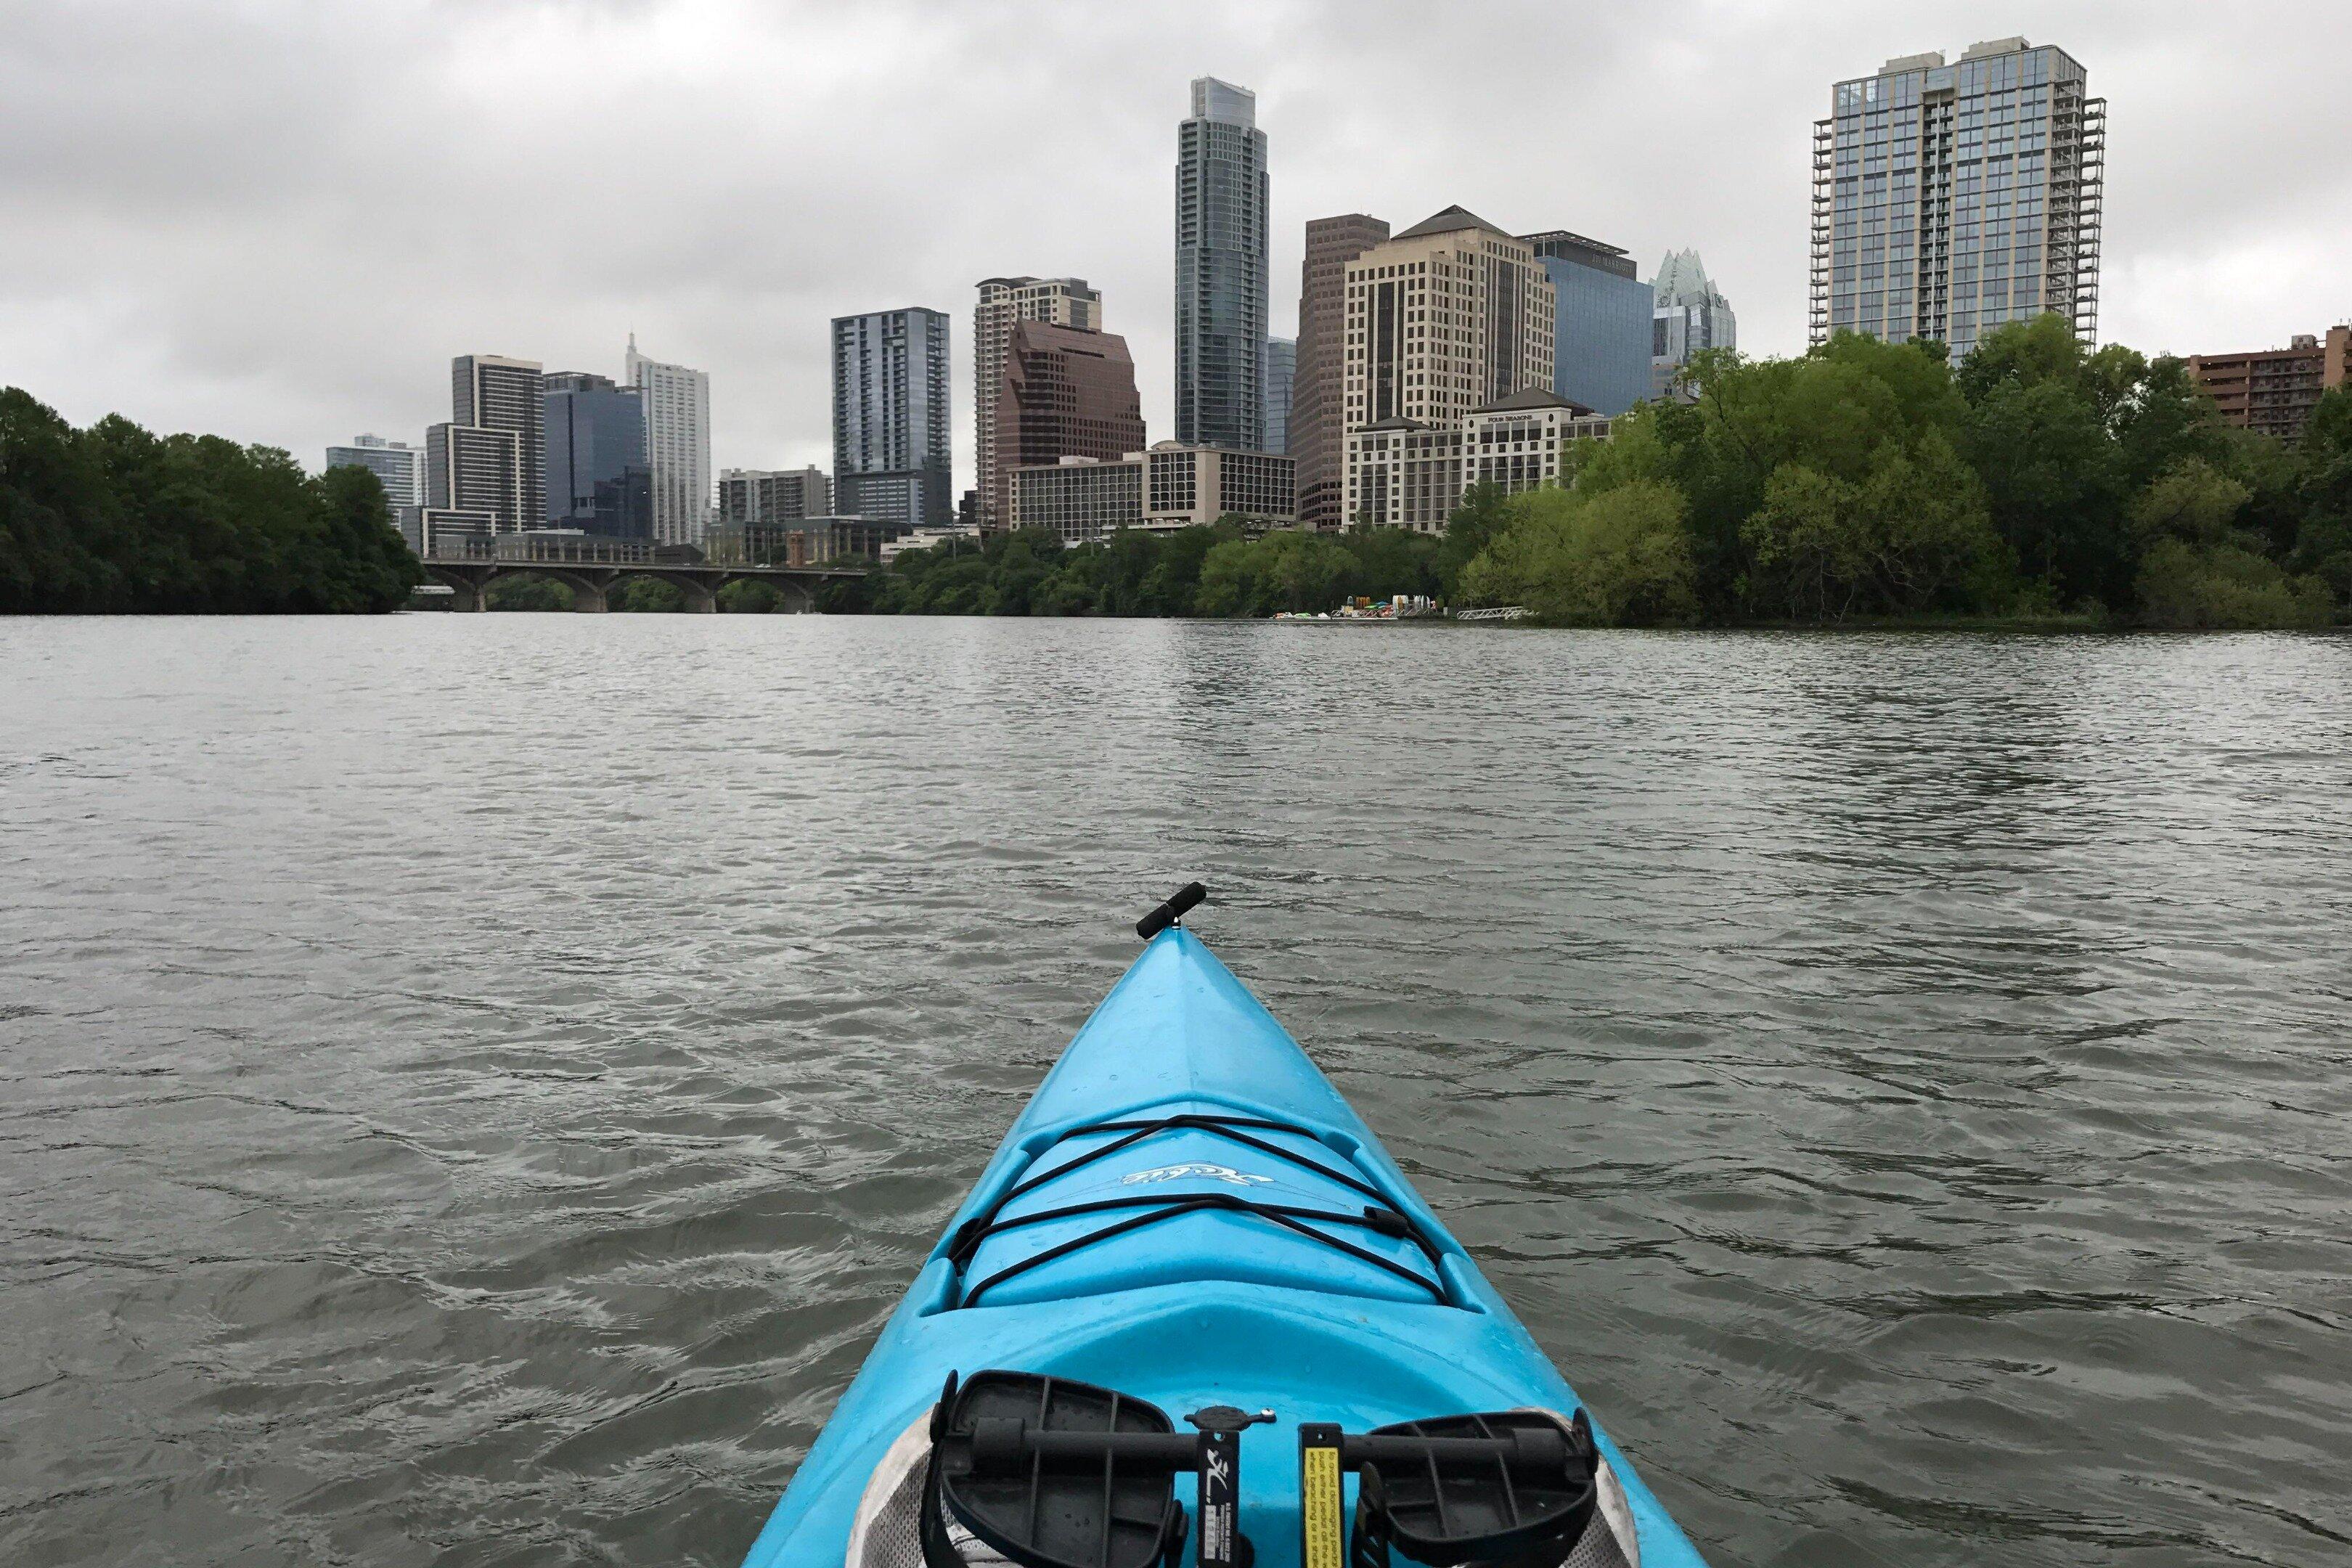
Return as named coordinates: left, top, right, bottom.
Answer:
left=843, top=1413, right=1016, bottom=1567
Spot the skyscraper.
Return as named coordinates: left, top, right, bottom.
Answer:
left=832, top=307, right=952, bottom=532
left=1341, top=208, right=1556, bottom=532
left=543, top=372, right=651, bottom=538
left=1174, top=76, right=1268, bottom=451
left=1263, top=337, right=1296, bottom=454
left=1810, top=36, right=2105, bottom=360
left=324, top=434, right=423, bottom=511
left=426, top=354, right=542, bottom=534
left=1292, top=214, right=1390, bottom=531
left=1522, top=230, right=1653, bottom=417
left=995, top=321, right=1146, bottom=526
left=974, top=277, right=1101, bottom=529
left=624, top=335, right=712, bottom=546
left=1650, top=250, right=1738, bottom=398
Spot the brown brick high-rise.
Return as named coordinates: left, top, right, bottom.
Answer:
left=993, top=322, right=1146, bottom=528
left=1293, top=215, right=1390, bottom=530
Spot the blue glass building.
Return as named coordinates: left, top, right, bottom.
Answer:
left=543, top=372, right=652, bottom=539
left=1522, top=231, right=1653, bottom=417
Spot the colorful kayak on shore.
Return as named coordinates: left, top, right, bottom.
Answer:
left=742, top=886, right=1712, bottom=1567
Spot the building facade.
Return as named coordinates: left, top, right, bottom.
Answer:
left=1292, top=214, right=1392, bottom=530
left=1651, top=249, right=1738, bottom=398
left=1344, top=391, right=1607, bottom=531
left=425, top=421, right=523, bottom=534
left=1810, top=37, right=2106, bottom=360
left=1523, top=230, right=1651, bottom=417
left=623, top=335, right=712, bottom=546
left=718, top=466, right=832, bottom=527
left=542, top=372, right=651, bottom=538
left=974, top=277, right=1101, bottom=528
left=1340, top=208, right=1556, bottom=531
left=324, top=434, right=424, bottom=512
left=1175, top=76, right=1269, bottom=450
left=415, top=507, right=497, bottom=556
left=992, top=319, right=1146, bottom=526
left=2188, top=327, right=2351, bottom=444
left=1010, top=457, right=1147, bottom=546
left=1010, top=442, right=1295, bottom=544
left=1147, top=444, right=1292, bottom=529
left=1264, top=336, right=1296, bottom=454
left=1463, top=389, right=1598, bottom=494
left=832, top=307, right=952, bottom=531
left=705, top=516, right=901, bottom=567
left=430, top=354, right=543, bottom=533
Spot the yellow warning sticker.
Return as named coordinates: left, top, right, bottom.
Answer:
left=1301, top=1442, right=1344, bottom=1568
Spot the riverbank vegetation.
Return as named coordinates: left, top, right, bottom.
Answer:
left=1463, top=316, right=2345, bottom=629
left=831, top=317, right=2349, bottom=629
left=1, top=388, right=420, bottom=614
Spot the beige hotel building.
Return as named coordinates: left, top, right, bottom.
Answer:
left=1341, top=208, right=1556, bottom=531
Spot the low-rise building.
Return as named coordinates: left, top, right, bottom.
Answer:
left=719, top=466, right=832, bottom=526
left=705, top=515, right=904, bottom=566
left=878, top=526, right=972, bottom=563
left=1346, top=391, right=1606, bottom=531
left=415, top=507, right=497, bottom=556
left=2188, top=327, right=2350, bottom=444
left=1009, top=443, right=1297, bottom=544
left=1464, top=390, right=1597, bottom=494
left=1010, top=457, right=1147, bottom=545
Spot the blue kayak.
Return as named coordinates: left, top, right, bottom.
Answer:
left=742, top=896, right=1712, bottom=1568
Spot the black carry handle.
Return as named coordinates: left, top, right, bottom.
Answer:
left=1135, top=882, right=1208, bottom=940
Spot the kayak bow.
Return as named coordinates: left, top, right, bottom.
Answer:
left=743, top=895, right=1710, bottom=1568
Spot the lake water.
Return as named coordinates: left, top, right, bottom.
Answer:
left=4, top=614, right=2349, bottom=1567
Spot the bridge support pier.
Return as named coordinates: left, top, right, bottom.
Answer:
left=679, top=580, right=717, bottom=613
left=453, top=579, right=489, bottom=612
left=566, top=577, right=608, bottom=613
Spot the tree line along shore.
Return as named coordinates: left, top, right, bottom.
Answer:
left=6, top=316, right=2348, bottom=627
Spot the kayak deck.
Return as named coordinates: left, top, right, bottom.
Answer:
left=741, top=926, right=1710, bottom=1567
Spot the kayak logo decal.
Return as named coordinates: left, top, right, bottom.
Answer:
left=1119, top=1163, right=1275, bottom=1189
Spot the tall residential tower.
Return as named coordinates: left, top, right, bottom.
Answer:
left=624, top=335, right=712, bottom=546
left=832, top=307, right=952, bottom=532
left=974, top=277, right=1101, bottom=529
left=425, top=354, right=543, bottom=534
left=1174, top=76, right=1268, bottom=451
left=324, top=434, right=424, bottom=512
left=1810, top=36, right=2105, bottom=360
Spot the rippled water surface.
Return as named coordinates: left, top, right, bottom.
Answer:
left=4, top=615, right=2350, bottom=1567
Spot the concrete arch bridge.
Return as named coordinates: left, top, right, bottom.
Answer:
left=420, top=548, right=864, bottom=613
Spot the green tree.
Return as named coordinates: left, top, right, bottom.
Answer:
left=0, top=386, right=419, bottom=613
left=2126, top=458, right=2331, bottom=628
left=1458, top=481, right=1697, bottom=625
left=486, top=575, right=574, bottom=611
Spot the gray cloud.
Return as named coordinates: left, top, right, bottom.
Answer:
left=3, top=0, right=2348, bottom=492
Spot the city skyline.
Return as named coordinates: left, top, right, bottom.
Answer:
left=4, top=4, right=2348, bottom=499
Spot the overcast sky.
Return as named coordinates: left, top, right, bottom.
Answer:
left=4, top=1, right=2348, bottom=496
